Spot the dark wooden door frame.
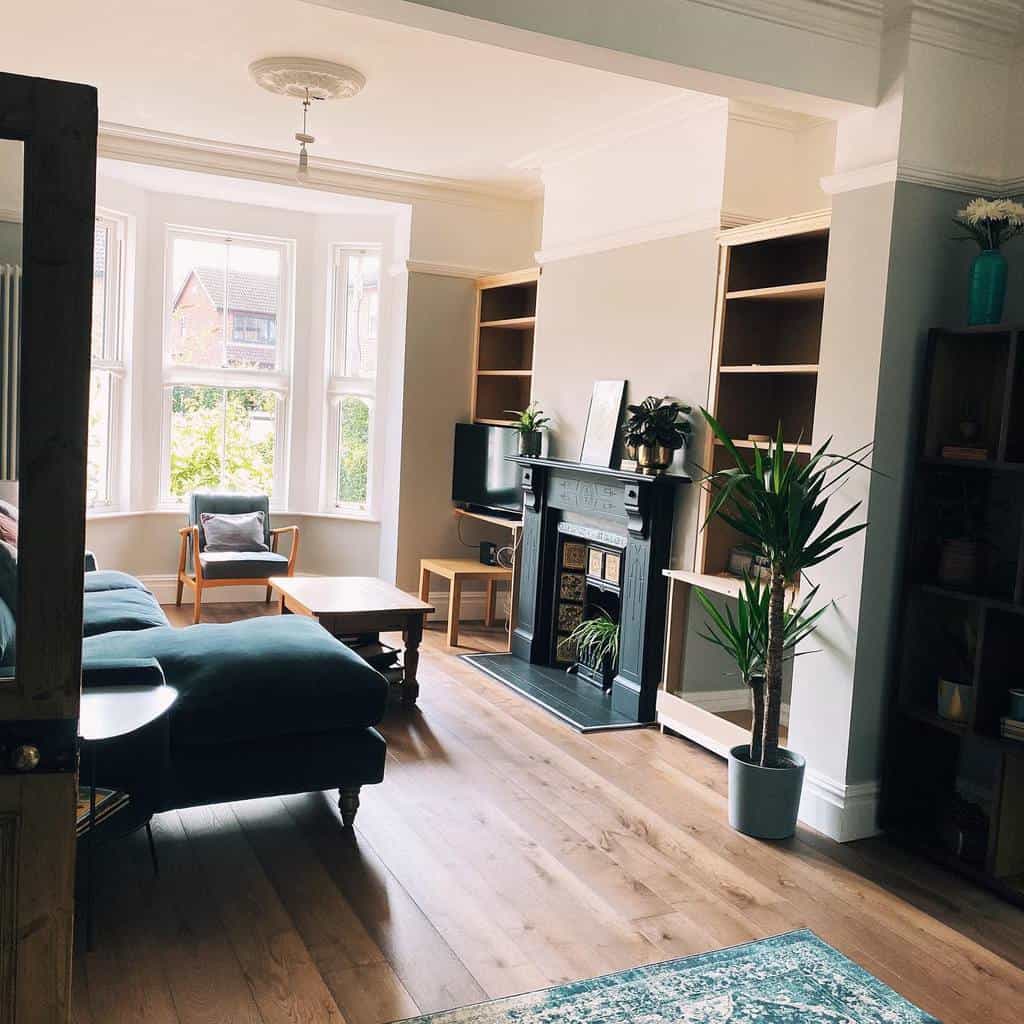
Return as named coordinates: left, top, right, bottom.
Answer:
left=0, top=71, right=97, bottom=1023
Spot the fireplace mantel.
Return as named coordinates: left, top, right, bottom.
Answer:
left=507, top=455, right=690, bottom=725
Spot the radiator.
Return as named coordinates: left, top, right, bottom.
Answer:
left=0, top=264, right=21, bottom=481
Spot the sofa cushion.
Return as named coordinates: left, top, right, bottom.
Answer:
left=81, top=615, right=387, bottom=745
left=83, top=588, right=170, bottom=637
left=84, top=569, right=150, bottom=593
left=199, top=550, right=288, bottom=580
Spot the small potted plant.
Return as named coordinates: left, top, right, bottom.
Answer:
left=506, top=402, right=550, bottom=457
left=563, top=610, right=619, bottom=692
left=623, top=396, right=693, bottom=474
left=953, top=197, right=1024, bottom=325
left=700, top=411, right=869, bottom=839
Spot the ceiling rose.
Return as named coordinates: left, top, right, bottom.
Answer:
left=248, top=57, right=366, bottom=101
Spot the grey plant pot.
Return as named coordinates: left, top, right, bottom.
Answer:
left=727, top=744, right=806, bottom=840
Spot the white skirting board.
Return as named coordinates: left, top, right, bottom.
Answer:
left=139, top=574, right=511, bottom=622
left=798, top=771, right=882, bottom=843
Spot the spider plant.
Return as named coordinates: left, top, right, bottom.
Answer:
left=565, top=610, right=619, bottom=674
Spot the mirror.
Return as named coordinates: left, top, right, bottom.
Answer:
left=0, top=139, right=22, bottom=680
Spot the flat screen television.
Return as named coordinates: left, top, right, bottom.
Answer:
left=452, top=423, right=521, bottom=515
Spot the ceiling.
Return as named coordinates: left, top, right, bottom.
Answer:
left=2, top=0, right=691, bottom=194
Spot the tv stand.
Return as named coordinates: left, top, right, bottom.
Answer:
left=452, top=507, right=523, bottom=649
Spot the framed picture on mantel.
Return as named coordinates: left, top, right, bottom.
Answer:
left=580, top=379, right=626, bottom=467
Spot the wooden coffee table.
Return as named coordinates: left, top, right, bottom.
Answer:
left=270, top=576, right=435, bottom=704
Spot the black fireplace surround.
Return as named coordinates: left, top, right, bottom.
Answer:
left=508, top=456, right=689, bottom=725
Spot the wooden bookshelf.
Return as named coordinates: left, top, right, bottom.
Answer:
left=695, top=210, right=830, bottom=579
left=883, top=325, right=1024, bottom=908
left=472, top=268, right=539, bottom=424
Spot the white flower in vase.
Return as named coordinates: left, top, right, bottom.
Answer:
left=954, top=196, right=1024, bottom=249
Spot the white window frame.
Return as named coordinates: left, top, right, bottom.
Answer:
left=88, top=211, right=128, bottom=512
left=323, top=244, right=382, bottom=517
left=159, top=225, right=294, bottom=508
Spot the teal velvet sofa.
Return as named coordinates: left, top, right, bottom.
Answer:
left=78, top=566, right=387, bottom=826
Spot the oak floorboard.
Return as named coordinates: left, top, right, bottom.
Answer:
left=69, top=607, right=1024, bottom=1024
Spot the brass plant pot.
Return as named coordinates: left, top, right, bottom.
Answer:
left=636, top=443, right=673, bottom=475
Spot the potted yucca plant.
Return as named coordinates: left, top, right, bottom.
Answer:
left=701, top=410, right=869, bottom=838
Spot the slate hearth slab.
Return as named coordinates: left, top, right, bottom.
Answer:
left=461, top=653, right=644, bottom=732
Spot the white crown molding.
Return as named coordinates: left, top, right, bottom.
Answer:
left=800, top=769, right=881, bottom=842
left=822, top=157, right=1022, bottom=197
left=719, top=208, right=763, bottom=229
left=0, top=208, right=20, bottom=224
left=389, top=259, right=498, bottom=279
left=512, top=93, right=727, bottom=173
left=535, top=208, right=721, bottom=264
left=688, top=0, right=883, bottom=47
left=728, top=100, right=832, bottom=134
left=885, top=1, right=1024, bottom=63
left=97, top=121, right=541, bottom=210
left=820, top=160, right=898, bottom=194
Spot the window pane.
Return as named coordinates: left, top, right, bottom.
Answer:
left=87, top=370, right=112, bottom=506
left=337, top=396, right=370, bottom=508
left=226, top=244, right=281, bottom=370
left=168, top=386, right=224, bottom=498
left=341, top=253, right=379, bottom=378
left=91, top=223, right=109, bottom=359
left=224, top=388, right=277, bottom=494
left=168, top=237, right=227, bottom=369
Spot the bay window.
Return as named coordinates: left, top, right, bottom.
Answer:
left=88, top=213, right=127, bottom=509
left=162, top=227, right=292, bottom=503
left=325, top=246, right=380, bottom=514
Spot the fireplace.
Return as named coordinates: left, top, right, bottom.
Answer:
left=465, top=456, right=689, bottom=730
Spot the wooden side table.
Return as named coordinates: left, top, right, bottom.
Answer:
left=418, top=557, right=513, bottom=648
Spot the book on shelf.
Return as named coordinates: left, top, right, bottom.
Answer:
left=941, top=445, right=989, bottom=461
left=1000, top=716, right=1024, bottom=741
left=76, top=787, right=129, bottom=837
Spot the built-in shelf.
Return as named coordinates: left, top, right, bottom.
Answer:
left=713, top=438, right=813, bottom=454
left=725, top=281, right=827, bottom=302
left=479, top=316, right=536, bottom=330
left=719, top=364, right=819, bottom=375
left=921, top=455, right=1024, bottom=473
left=900, top=701, right=968, bottom=737
left=695, top=213, right=829, bottom=580
left=473, top=269, right=539, bottom=423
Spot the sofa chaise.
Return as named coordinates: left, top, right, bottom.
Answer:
left=77, top=566, right=387, bottom=825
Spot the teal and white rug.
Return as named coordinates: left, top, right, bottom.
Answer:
left=395, top=930, right=939, bottom=1023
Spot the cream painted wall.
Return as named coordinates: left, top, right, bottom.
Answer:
left=393, top=271, right=480, bottom=590
left=532, top=231, right=720, bottom=571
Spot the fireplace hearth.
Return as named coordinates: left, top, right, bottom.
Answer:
left=465, top=456, right=689, bottom=730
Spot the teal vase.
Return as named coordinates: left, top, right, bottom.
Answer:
left=967, top=249, right=1007, bottom=326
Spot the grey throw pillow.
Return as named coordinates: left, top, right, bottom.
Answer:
left=200, top=511, right=268, bottom=552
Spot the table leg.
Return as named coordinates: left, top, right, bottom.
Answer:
left=447, top=578, right=462, bottom=648
left=402, top=615, right=423, bottom=704
left=87, top=746, right=97, bottom=952
left=484, top=579, right=497, bottom=628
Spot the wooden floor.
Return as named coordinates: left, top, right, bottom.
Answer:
left=72, top=603, right=1024, bottom=1024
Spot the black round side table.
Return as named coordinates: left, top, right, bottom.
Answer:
left=79, top=684, right=178, bottom=951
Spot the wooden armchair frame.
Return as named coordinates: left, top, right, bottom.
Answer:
left=176, top=524, right=300, bottom=623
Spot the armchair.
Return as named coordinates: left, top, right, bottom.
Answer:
left=175, top=493, right=300, bottom=622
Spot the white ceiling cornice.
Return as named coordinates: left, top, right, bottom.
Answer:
left=97, top=121, right=542, bottom=209
left=688, top=0, right=883, bottom=47
left=821, top=156, right=1022, bottom=196
left=884, top=1, right=1024, bottom=62
left=728, top=99, right=832, bottom=133
left=510, top=93, right=727, bottom=172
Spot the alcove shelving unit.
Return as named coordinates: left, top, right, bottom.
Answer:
left=471, top=267, right=539, bottom=424
left=656, top=210, right=830, bottom=749
left=695, top=210, right=830, bottom=584
left=883, top=325, right=1024, bottom=908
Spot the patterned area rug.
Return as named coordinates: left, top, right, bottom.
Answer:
left=394, top=930, right=940, bottom=1023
